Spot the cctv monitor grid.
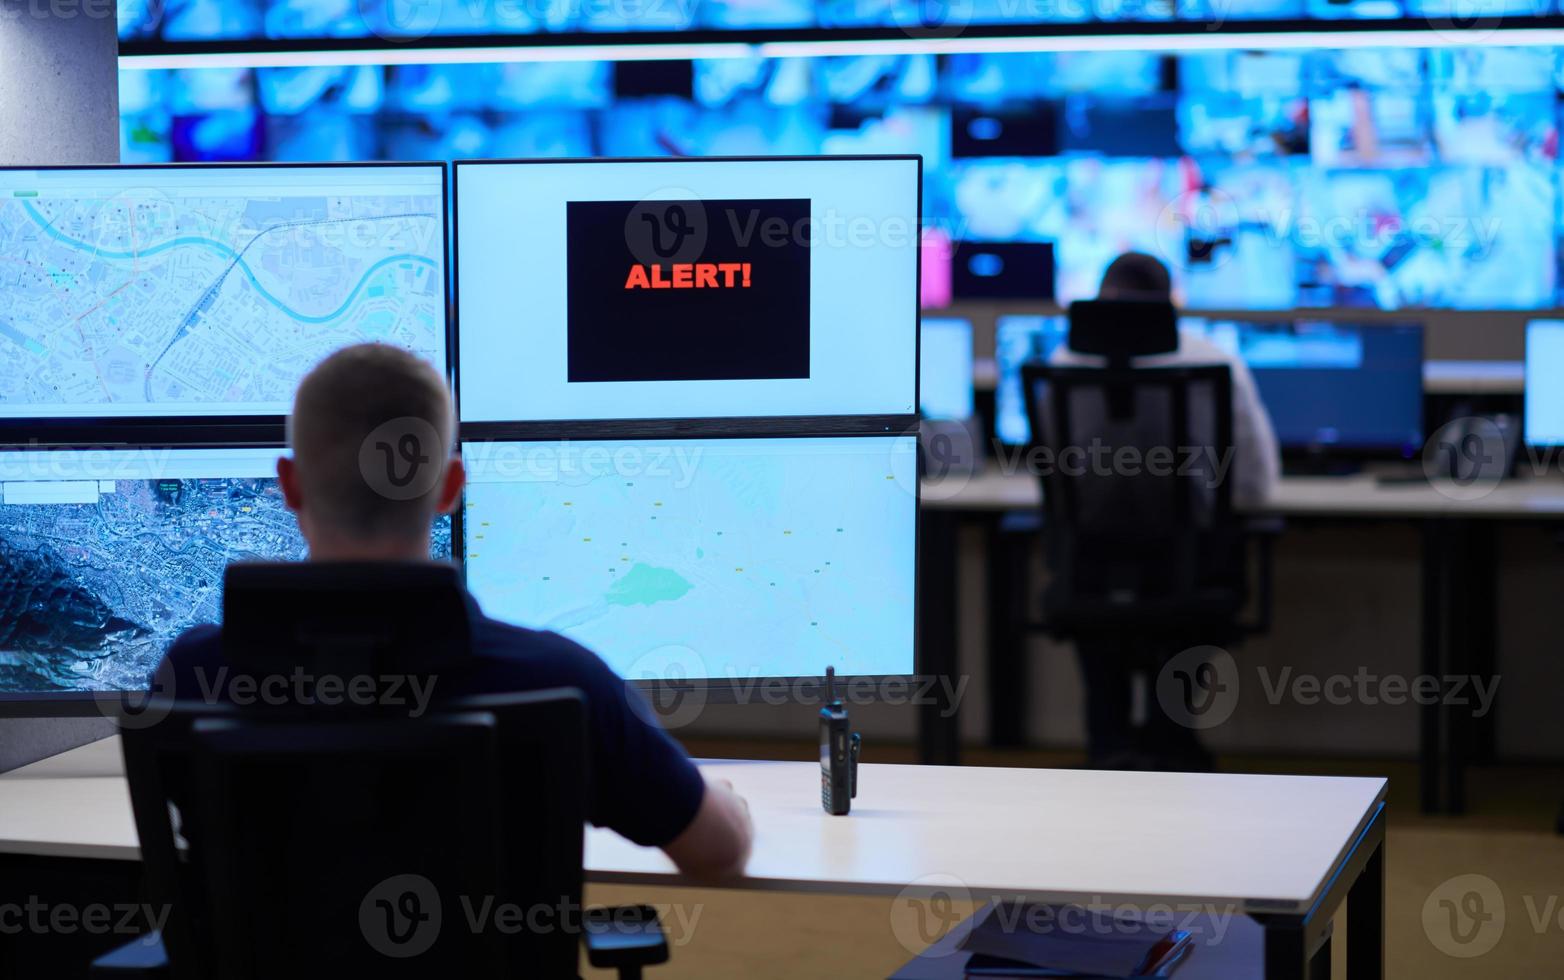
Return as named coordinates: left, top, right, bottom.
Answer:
left=2, top=157, right=922, bottom=702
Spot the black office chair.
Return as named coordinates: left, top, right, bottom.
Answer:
left=988, top=300, right=1276, bottom=762
left=1020, top=300, right=1274, bottom=638
left=91, top=562, right=669, bottom=979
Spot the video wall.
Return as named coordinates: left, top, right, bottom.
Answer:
left=117, top=0, right=1562, bottom=42
left=120, top=43, right=1564, bottom=310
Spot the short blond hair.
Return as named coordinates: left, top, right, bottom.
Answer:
left=287, top=344, right=454, bottom=543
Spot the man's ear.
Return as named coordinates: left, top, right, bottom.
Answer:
left=277, top=456, right=304, bottom=512
left=434, top=457, right=465, bottom=516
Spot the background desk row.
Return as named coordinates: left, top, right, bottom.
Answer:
left=916, top=473, right=1564, bottom=814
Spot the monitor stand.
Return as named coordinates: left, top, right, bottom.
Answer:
left=0, top=717, right=115, bottom=775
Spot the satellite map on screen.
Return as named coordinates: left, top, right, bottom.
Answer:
left=0, top=471, right=303, bottom=693
left=462, top=437, right=917, bottom=681
left=0, top=449, right=453, bottom=696
left=0, top=168, right=445, bottom=418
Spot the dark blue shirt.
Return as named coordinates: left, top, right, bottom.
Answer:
left=158, top=594, right=706, bottom=848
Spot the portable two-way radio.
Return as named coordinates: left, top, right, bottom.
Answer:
left=819, top=666, right=861, bottom=816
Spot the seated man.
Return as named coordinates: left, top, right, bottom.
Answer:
left=1050, top=252, right=1281, bottom=770
left=159, top=343, right=752, bottom=881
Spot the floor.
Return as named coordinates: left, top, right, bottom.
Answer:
left=583, top=740, right=1564, bottom=979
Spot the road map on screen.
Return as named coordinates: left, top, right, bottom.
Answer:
left=0, top=166, right=446, bottom=419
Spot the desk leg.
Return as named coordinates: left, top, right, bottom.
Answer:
left=1462, top=522, right=1499, bottom=768
left=1259, top=802, right=1384, bottom=980
left=1346, top=833, right=1385, bottom=980
left=918, top=508, right=961, bottom=766
left=1420, top=523, right=1449, bottom=815
left=1312, top=930, right=1333, bottom=980
left=987, top=516, right=1031, bottom=748
left=1446, top=521, right=1499, bottom=817
left=1257, top=915, right=1337, bottom=980
left=1443, top=522, right=1476, bottom=815
left=1421, top=519, right=1492, bottom=816
left=1259, top=917, right=1308, bottom=980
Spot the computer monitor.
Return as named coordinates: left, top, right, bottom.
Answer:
left=952, top=242, right=1055, bottom=301
left=454, top=156, right=921, bottom=424
left=0, top=445, right=453, bottom=707
left=461, top=435, right=917, bottom=683
left=993, top=314, right=1068, bottom=445
left=0, top=446, right=298, bottom=701
left=1198, top=319, right=1425, bottom=455
left=919, top=317, right=974, bottom=422
left=1525, top=319, right=1564, bottom=447
left=0, top=163, right=448, bottom=421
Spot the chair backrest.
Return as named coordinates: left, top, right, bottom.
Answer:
left=123, top=690, right=587, bottom=978
left=1067, top=300, right=1179, bottom=365
left=223, top=561, right=471, bottom=683
left=1021, top=358, right=1239, bottom=613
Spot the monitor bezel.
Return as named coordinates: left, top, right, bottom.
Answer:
left=0, top=160, right=453, bottom=437
left=455, top=426, right=923, bottom=700
left=449, top=154, right=924, bottom=428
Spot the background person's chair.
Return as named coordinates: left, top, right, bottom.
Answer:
left=989, top=301, right=1276, bottom=767
left=1022, top=300, right=1273, bottom=640
left=91, top=561, right=669, bottom=979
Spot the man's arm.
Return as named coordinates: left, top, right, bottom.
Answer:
left=541, top=638, right=754, bottom=878
left=661, top=775, right=753, bottom=882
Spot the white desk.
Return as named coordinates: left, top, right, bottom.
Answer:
left=590, top=760, right=1384, bottom=914
left=0, top=737, right=1386, bottom=978
left=1422, top=359, right=1524, bottom=395
left=0, top=738, right=1379, bottom=912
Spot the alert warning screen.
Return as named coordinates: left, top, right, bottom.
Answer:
left=565, top=198, right=812, bottom=383
left=455, top=157, right=919, bottom=423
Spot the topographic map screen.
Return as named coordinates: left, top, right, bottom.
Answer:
left=0, top=165, right=446, bottom=419
left=461, top=436, right=917, bottom=681
left=0, top=447, right=452, bottom=696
